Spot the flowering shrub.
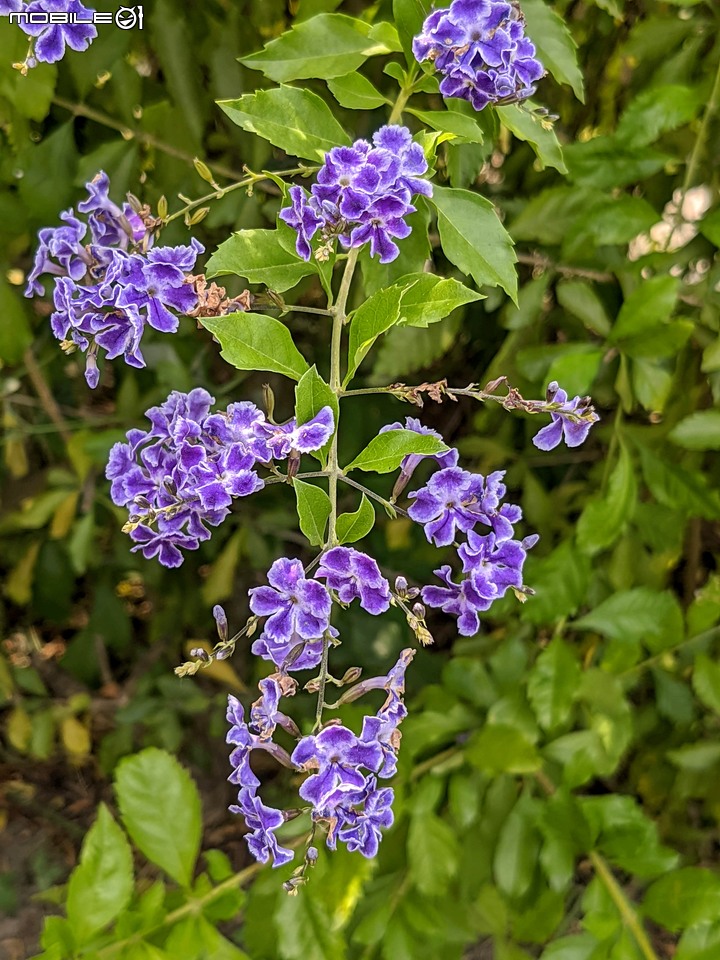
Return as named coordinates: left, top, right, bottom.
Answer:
left=3, top=1, right=720, bottom=959
left=17, top=0, right=601, bottom=880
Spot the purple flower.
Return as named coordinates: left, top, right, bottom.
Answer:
left=413, top=0, right=544, bottom=111
left=25, top=212, right=89, bottom=297
left=1, top=1, right=24, bottom=14
left=408, top=467, right=485, bottom=546
left=292, top=725, right=383, bottom=812
left=316, top=547, right=391, bottom=615
left=115, top=240, right=204, bottom=334
left=279, top=186, right=323, bottom=260
left=230, top=788, right=295, bottom=868
left=532, top=381, right=600, bottom=451
left=77, top=171, right=145, bottom=248
left=251, top=631, right=328, bottom=674
left=279, top=125, right=431, bottom=264
left=249, top=558, right=331, bottom=645
left=333, top=780, right=395, bottom=858
left=421, top=564, right=492, bottom=635
left=249, top=674, right=299, bottom=740
left=226, top=696, right=261, bottom=791
left=254, top=407, right=335, bottom=460
left=19, top=0, right=98, bottom=64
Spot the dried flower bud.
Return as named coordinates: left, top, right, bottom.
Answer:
left=339, top=667, right=362, bottom=686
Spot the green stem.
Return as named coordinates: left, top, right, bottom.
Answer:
left=589, top=852, right=660, bottom=960
left=681, top=51, right=720, bottom=196
left=663, top=53, right=720, bottom=251
left=388, top=65, right=420, bottom=125
left=311, top=248, right=360, bottom=733
left=165, top=166, right=310, bottom=226
left=52, top=96, right=247, bottom=182
left=340, top=474, right=410, bottom=519
left=619, top=625, right=720, bottom=679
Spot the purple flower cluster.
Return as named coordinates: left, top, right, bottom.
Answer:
left=532, top=381, right=599, bottom=451
left=280, top=125, right=432, bottom=264
left=405, top=461, right=538, bottom=636
left=106, top=389, right=334, bottom=567
left=25, top=172, right=203, bottom=388
left=226, top=649, right=414, bottom=866
left=413, top=0, right=544, bottom=111
left=7, top=1, right=97, bottom=67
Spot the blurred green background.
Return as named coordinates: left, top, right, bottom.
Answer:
left=1, top=1, right=720, bottom=958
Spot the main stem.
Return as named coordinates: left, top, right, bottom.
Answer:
left=313, top=247, right=360, bottom=731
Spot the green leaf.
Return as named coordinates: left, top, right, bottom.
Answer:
left=667, top=741, right=720, bottom=772
left=218, top=87, right=350, bottom=162
left=201, top=313, right=309, bottom=381
left=239, top=14, right=389, bottom=82
left=669, top=411, right=720, bottom=451
left=466, top=724, right=541, bottom=775
left=527, top=640, right=581, bottom=732
left=580, top=795, right=678, bottom=877
left=326, top=73, right=389, bottom=110
left=576, top=444, right=636, bottom=555
left=336, top=495, right=376, bottom=544
left=638, top=445, right=720, bottom=520
left=573, top=588, right=684, bottom=653
left=408, top=812, right=460, bottom=896
left=344, top=428, right=447, bottom=474
left=276, top=885, right=348, bottom=960
left=66, top=804, right=134, bottom=945
left=494, top=796, right=541, bottom=899
left=345, top=286, right=404, bottom=385
left=692, top=654, right=720, bottom=714
left=616, top=84, right=704, bottom=148
left=205, top=230, right=316, bottom=292
left=407, top=108, right=485, bottom=144
left=609, top=276, right=678, bottom=344
left=115, top=748, right=202, bottom=887
left=431, top=185, right=518, bottom=301
left=643, top=869, right=720, bottom=932
left=496, top=105, right=567, bottom=173
left=521, top=543, right=591, bottom=626
left=394, top=273, right=483, bottom=327
left=522, top=0, right=584, bottom=100
left=0, top=280, right=32, bottom=364
left=556, top=281, right=611, bottom=338
left=295, top=366, right=339, bottom=464
left=676, top=921, right=720, bottom=960
left=394, top=0, right=431, bottom=64
left=564, top=137, right=670, bottom=190
left=372, top=314, right=462, bottom=380
left=294, top=479, right=331, bottom=547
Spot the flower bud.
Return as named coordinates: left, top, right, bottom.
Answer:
left=189, top=647, right=210, bottom=662
left=306, top=846, right=319, bottom=864
left=213, top=604, right=228, bottom=641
